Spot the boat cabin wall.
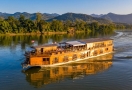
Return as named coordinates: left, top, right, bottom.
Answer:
left=103, top=40, right=113, bottom=46
left=43, top=46, right=57, bottom=52
left=86, top=43, right=94, bottom=49
left=30, top=57, right=50, bottom=66
left=30, top=57, right=43, bottom=65
left=86, top=40, right=113, bottom=50
left=49, top=43, right=113, bottom=65
left=49, top=51, right=87, bottom=65
left=35, top=46, right=57, bottom=53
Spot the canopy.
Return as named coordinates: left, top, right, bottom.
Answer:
left=66, top=41, right=85, bottom=46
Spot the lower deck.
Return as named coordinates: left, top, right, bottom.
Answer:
left=30, top=52, right=113, bottom=67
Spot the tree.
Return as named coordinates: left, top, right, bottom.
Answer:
left=36, top=12, right=42, bottom=31
left=24, top=19, right=35, bottom=33
left=0, top=21, right=12, bottom=33
left=36, top=12, right=42, bottom=23
left=64, top=20, right=72, bottom=31
left=50, top=20, right=64, bottom=32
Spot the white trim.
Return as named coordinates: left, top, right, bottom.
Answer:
left=66, top=41, right=85, bottom=46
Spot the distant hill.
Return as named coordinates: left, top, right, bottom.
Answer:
left=91, top=14, right=104, bottom=18
left=100, top=13, right=132, bottom=24
left=0, top=12, right=59, bottom=20
left=48, top=13, right=112, bottom=24
left=3, top=12, right=132, bottom=24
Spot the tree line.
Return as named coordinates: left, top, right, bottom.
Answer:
left=0, top=13, right=130, bottom=35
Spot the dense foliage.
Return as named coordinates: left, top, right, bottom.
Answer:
left=0, top=13, right=129, bottom=35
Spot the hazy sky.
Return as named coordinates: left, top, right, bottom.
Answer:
left=1, top=0, right=132, bottom=15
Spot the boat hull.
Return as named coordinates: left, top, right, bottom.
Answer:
left=26, top=52, right=113, bottom=68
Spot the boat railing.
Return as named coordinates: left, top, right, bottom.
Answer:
left=29, top=52, right=51, bottom=57
left=26, top=47, right=90, bottom=57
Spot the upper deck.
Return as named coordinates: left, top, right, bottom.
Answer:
left=25, top=38, right=113, bottom=57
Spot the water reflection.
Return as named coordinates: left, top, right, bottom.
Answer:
left=0, top=32, right=109, bottom=50
left=22, top=53, right=113, bottom=88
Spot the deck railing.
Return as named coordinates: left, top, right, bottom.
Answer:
left=25, top=44, right=112, bottom=57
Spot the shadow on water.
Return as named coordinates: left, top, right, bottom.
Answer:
left=22, top=53, right=113, bottom=88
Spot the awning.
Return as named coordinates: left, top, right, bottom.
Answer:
left=66, top=41, right=85, bottom=46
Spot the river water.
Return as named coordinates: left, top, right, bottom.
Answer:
left=0, top=31, right=132, bottom=90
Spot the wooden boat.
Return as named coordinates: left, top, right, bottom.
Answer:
left=22, top=38, right=113, bottom=69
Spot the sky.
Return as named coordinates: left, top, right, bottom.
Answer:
left=1, top=0, right=132, bottom=15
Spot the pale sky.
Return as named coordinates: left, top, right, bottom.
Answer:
left=1, top=0, right=132, bottom=15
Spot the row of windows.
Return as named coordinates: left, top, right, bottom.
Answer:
left=43, top=58, right=50, bottom=61
left=48, top=48, right=109, bottom=63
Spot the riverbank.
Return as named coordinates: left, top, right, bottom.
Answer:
left=0, top=31, right=90, bottom=36
left=0, top=32, right=67, bottom=36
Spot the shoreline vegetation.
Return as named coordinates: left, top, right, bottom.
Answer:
left=0, top=31, right=88, bottom=36
left=0, top=32, right=67, bottom=36
left=0, top=13, right=130, bottom=36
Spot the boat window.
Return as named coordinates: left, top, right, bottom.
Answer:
left=43, top=58, right=50, bottom=61
left=72, top=54, right=77, bottom=60
left=80, top=53, right=85, bottom=58
left=47, top=58, right=49, bottom=61
left=105, top=48, right=108, bottom=51
left=73, top=54, right=77, bottom=57
left=43, top=58, right=46, bottom=61
left=63, top=56, right=68, bottom=62
left=100, top=49, right=103, bottom=53
left=53, top=57, right=58, bottom=63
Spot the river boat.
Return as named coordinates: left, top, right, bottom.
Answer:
left=22, top=38, right=113, bottom=69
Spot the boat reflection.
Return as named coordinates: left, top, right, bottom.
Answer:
left=22, top=53, right=113, bottom=88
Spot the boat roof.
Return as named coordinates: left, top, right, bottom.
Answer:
left=66, top=41, right=85, bottom=46
left=32, top=38, right=112, bottom=49
left=80, top=38, right=113, bottom=43
left=33, top=44, right=57, bottom=49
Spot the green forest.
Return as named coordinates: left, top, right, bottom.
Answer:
left=0, top=13, right=129, bottom=35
